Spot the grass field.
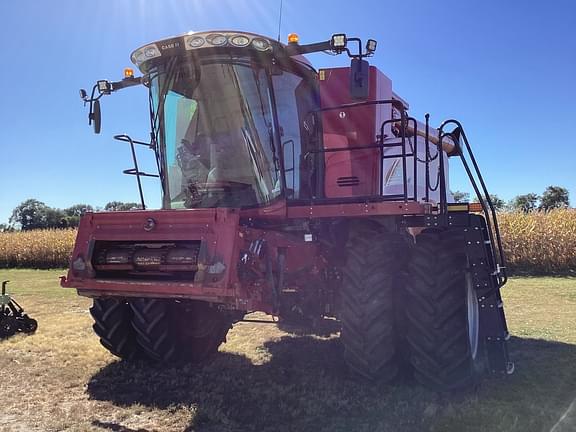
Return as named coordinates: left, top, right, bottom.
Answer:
left=1, top=270, right=575, bottom=432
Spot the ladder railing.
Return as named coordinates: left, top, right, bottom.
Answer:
left=304, top=99, right=417, bottom=203
left=438, top=120, right=507, bottom=287
left=306, top=99, right=446, bottom=205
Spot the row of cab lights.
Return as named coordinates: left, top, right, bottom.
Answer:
left=131, top=33, right=273, bottom=66
left=187, top=33, right=272, bottom=50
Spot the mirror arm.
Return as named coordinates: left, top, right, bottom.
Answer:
left=81, top=76, right=143, bottom=134
left=284, top=40, right=332, bottom=56
left=110, top=76, right=143, bottom=91
left=346, top=38, right=363, bottom=60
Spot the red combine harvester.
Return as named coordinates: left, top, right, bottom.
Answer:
left=64, top=31, right=513, bottom=391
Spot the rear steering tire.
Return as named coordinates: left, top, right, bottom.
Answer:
left=339, top=221, right=406, bottom=382
left=403, top=229, right=483, bottom=391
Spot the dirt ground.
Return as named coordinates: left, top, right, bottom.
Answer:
left=1, top=270, right=575, bottom=432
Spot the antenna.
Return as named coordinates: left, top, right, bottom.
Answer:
left=277, top=0, right=283, bottom=42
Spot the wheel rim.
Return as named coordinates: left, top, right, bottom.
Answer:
left=466, top=272, right=480, bottom=360
left=24, top=319, right=38, bottom=333
left=1, top=319, right=16, bottom=336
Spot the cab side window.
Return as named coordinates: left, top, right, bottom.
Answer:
left=273, top=71, right=319, bottom=199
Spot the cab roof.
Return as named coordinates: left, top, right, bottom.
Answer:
left=131, top=30, right=312, bottom=72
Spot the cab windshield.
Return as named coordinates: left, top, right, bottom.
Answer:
left=150, top=55, right=281, bottom=209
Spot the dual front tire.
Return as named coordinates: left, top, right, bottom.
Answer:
left=403, top=230, right=482, bottom=391
left=339, top=222, right=405, bottom=382
left=90, top=298, right=232, bottom=364
left=340, top=223, right=482, bottom=391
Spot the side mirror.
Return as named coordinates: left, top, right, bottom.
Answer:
left=89, top=99, right=102, bottom=134
left=349, top=58, right=370, bottom=100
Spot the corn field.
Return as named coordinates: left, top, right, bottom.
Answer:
left=498, top=209, right=576, bottom=275
left=0, top=210, right=575, bottom=274
left=0, top=228, right=77, bottom=269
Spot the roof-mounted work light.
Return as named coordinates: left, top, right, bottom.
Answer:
left=97, top=80, right=112, bottom=95
left=366, top=39, right=377, bottom=54
left=330, top=33, right=347, bottom=52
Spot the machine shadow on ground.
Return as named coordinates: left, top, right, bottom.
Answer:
left=87, top=335, right=576, bottom=432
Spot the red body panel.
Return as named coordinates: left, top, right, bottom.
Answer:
left=62, top=209, right=242, bottom=301
left=319, top=67, right=392, bottom=198
left=286, top=201, right=431, bottom=219
left=61, top=199, right=430, bottom=311
left=61, top=208, right=328, bottom=313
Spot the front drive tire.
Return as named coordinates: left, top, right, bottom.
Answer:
left=130, top=298, right=232, bottom=364
left=90, top=298, right=141, bottom=360
left=340, top=222, right=406, bottom=382
left=403, top=229, right=483, bottom=391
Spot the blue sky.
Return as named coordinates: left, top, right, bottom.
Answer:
left=1, top=0, right=574, bottom=223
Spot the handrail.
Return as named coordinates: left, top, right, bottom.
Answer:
left=114, top=135, right=155, bottom=148
left=314, top=99, right=407, bottom=114
left=114, top=134, right=159, bottom=210
left=438, top=120, right=507, bottom=286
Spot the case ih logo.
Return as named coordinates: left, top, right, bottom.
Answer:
left=143, top=218, right=156, bottom=232
left=160, top=41, right=180, bottom=50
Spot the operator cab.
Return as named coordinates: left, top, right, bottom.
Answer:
left=82, top=31, right=426, bottom=210
left=135, top=31, right=322, bottom=209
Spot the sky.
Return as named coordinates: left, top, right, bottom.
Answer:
left=1, top=0, right=575, bottom=224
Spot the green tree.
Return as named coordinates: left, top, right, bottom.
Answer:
left=0, top=223, right=15, bottom=232
left=510, top=193, right=540, bottom=213
left=45, top=208, right=66, bottom=228
left=63, top=204, right=94, bottom=227
left=104, top=201, right=141, bottom=211
left=64, top=204, right=94, bottom=217
left=9, top=199, right=51, bottom=230
left=451, top=190, right=470, bottom=203
left=539, top=186, right=569, bottom=210
left=473, top=194, right=506, bottom=212
left=10, top=199, right=71, bottom=230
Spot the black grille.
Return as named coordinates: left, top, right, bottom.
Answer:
left=92, top=240, right=202, bottom=276
left=336, top=176, right=360, bottom=187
